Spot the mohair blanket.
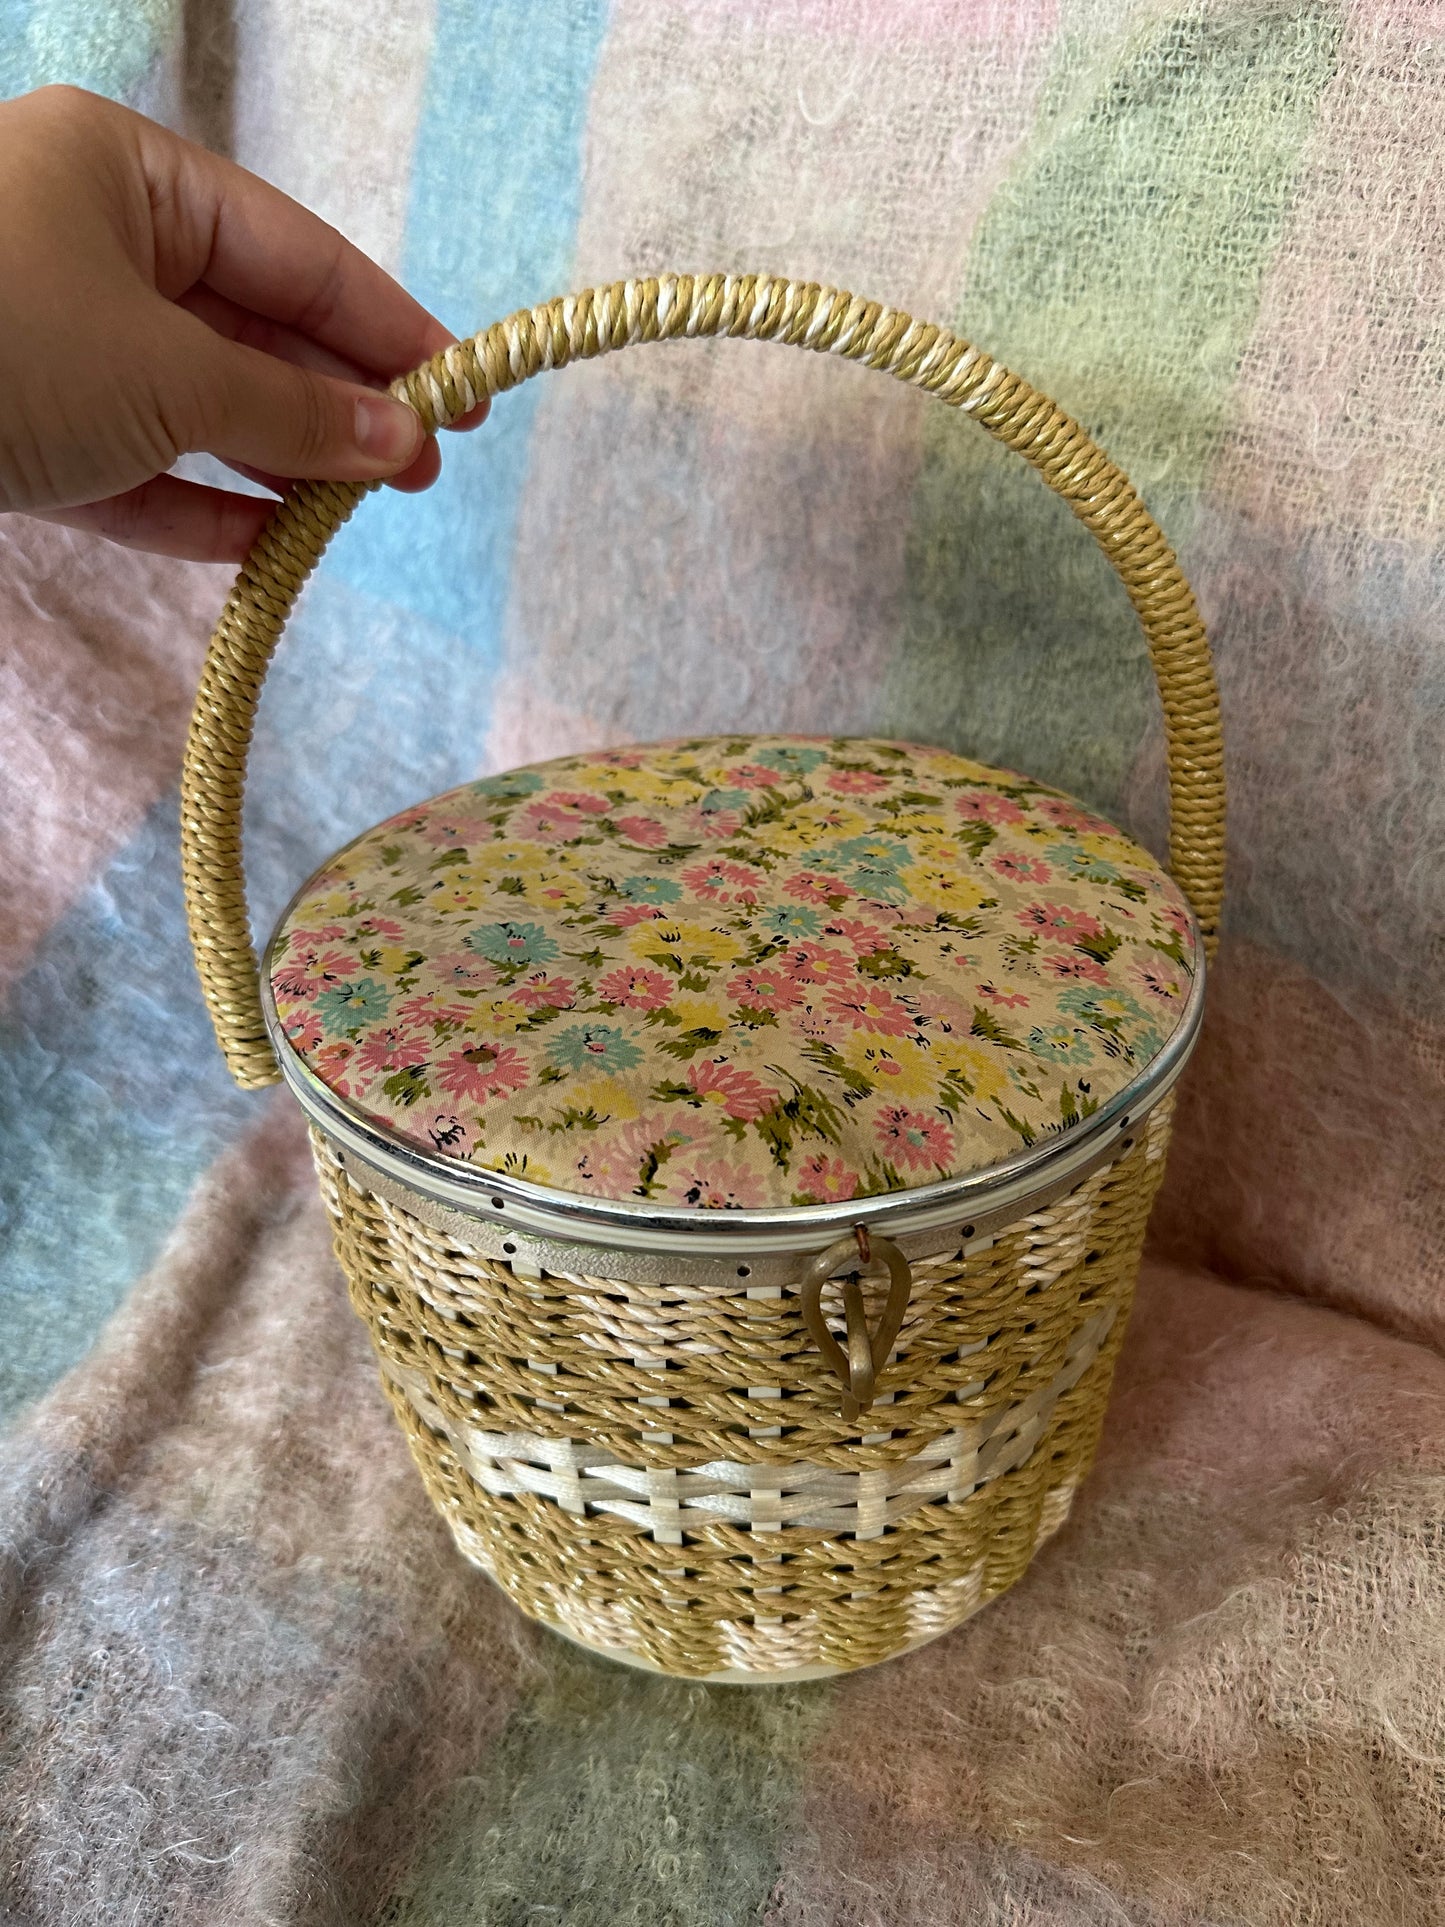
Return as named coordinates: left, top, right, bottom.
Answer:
left=2, top=2, right=1442, bottom=1920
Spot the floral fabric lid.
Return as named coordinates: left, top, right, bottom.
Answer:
left=268, top=735, right=1197, bottom=1212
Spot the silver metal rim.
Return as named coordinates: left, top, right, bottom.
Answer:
left=261, top=867, right=1204, bottom=1260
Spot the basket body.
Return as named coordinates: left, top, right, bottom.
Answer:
left=309, top=1099, right=1172, bottom=1681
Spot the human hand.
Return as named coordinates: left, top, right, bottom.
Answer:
left=0, top=85, right=485, bottom=563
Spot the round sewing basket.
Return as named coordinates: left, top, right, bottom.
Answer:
left=181, top=274, right=1224, bottom=1683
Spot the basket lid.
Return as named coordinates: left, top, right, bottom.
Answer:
left=264, top=735, right=1200, bottom=1229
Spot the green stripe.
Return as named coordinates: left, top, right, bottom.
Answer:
left=383, top=1639, right=832, bottom=1925
left=884, top=2, right=1342, bottom=819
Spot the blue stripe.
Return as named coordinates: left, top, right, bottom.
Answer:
left=325, top=0, right=610, bottom=645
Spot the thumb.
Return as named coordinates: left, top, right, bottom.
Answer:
left=177, top=317, right=426, bottom=482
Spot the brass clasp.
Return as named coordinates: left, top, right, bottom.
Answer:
left=799, top=1229, right=914, bottom=1422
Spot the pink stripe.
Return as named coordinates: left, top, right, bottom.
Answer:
left=1212, top=8, right=1445, bottom=542
left=485, top=0, right=1059, bottom=773
left=0, top=518, right=230, bottom=992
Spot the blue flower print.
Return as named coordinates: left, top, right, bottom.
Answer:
left=1057, top=985, right=1145, bottom=1027
left=698, top=788, right=752, bottom=816
left=548, top=1024, right=645, bottom=1076
left=316, top=978, right=391, bottom=1036
left=756, top=744, right=828, bottom=776
left=1049, top=842, right=1123, bottom=884
left=470, top=769, right=544, bottom=801
left=619, top=874, right=683, bottom=906
left=1026, top=1022, right=1094, bottom=1066
left=761, top=904, right=821, bottom=939
left=827, top=832, right=912, bottom=904
left=465, top=921, right=561, bottom=968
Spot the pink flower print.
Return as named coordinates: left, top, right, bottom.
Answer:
left=576, top=1109, right=694, bottom=1196
left=687, top=1059, right=780, bottom=1122
left=1131, top=955, right=1189, bottom=1005
left=826, top=767, right=889, bottom=795
left=419, top=815, right=474, bottom=848
left=823, top=982, right=917, bottom=1037
left=516, top=792, right=607, bottom=841
left=1036, top=795, right=1114, bottom=835
left=977, top=982, right=1030, bottom=1009
left=314, top=1039, right=355, bottom=1097
left=510, top=971, right=578, bottom=1010
left=424, top=1111, right=479, bottom=1157
left=398, top=994, right=473, bottom=1029
left=356, top=1026, right=432, bottom=1075
left=956, top=791, right=1026, bottom=825
left=1162, top=904, right=1194, bottom=941
left=352, top=916, right=406, bottom=942
left=1017, top=901, right=1104, bottom=942
left=430, top=951, right=497, bottom=988
left=680, top=858, right=765, bottom=906
left=726, top=965, right=804, bottom=1011
left=784, top=943, right=856, bottom=987
left=823, top=916, right=892, bottom=954
left=289, top=923, right=347, bottom=946
left=1042, top=953, right=1109, bottom=985
left=676, top=1154, right=769, bottom=1210
left=616, top=814, right=669, bottom=848
left=436, top=1043, right=531, bottom=1103
left=273, top=946, right=355, bottom=1001
left=610, top=902, right=667, bottom=928
left=596, top=965, right=674, bottom=1010
left=284, top=1008, right=323, bottom=1053
left=683, top=805, right=743, bottom=842
left=990, top=851, right=1051, bottom=884
left=795, top=1154, right=859, bottom=1203
left=875, top=1106, right=956, bottom=1172
left=785, top=871, right=850, bottom=906
left=723, top=763, right=783, bottom=789
left=552, top=791, right=609, bottom=814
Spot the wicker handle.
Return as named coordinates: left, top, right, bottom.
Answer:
left=181, top=272, right=1226, bottom=1090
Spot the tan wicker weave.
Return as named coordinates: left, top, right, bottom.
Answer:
left=314, top=1102, right=1171, bottom=1680
left=179, top=274, right=1225, bottom=1681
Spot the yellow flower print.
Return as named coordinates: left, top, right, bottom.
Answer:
left=840, top=1034, right=938, bottom=1099
left=901, top=861, right=989, bottom=915
left=599, top=766, right=690, bottom=807
left=1077, top=830, right=1133, bottom=861
left=482, top=845, right=550, bottom=880
left=670, top=992, right=730, bottom=1034
left=907, top=833, right=972, bottom=866
left=462, top=997, right=533, bottom=1035
left=520, top=869, right=592, bottom=912
left=563, top=1075, right=643, bottom=1123
left=310, top=889, right=358, bottom=919
left=764, top=802, right=870, bottom=855
left=942, top=1040, right=1009, bottom=1103
left=627, top=921, right=745, bottom=968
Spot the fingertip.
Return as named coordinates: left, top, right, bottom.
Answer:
left=354, top=393, right=426, bottom=469
left=383, top=438, right=443, bottom=494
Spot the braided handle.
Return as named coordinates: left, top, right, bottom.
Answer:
left=181, top=272, right=1226, bottom=1090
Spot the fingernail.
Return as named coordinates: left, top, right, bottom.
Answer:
left=355, top=394, right=423, bottom=465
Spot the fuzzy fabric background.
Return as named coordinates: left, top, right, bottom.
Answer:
left=2, top=1, right=1444, bottom=1921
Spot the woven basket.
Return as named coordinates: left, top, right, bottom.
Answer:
left=180, top=274, right=1224, bottom=1683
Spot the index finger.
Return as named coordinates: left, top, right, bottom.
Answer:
left=135, top=110, right=458, bottom=381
